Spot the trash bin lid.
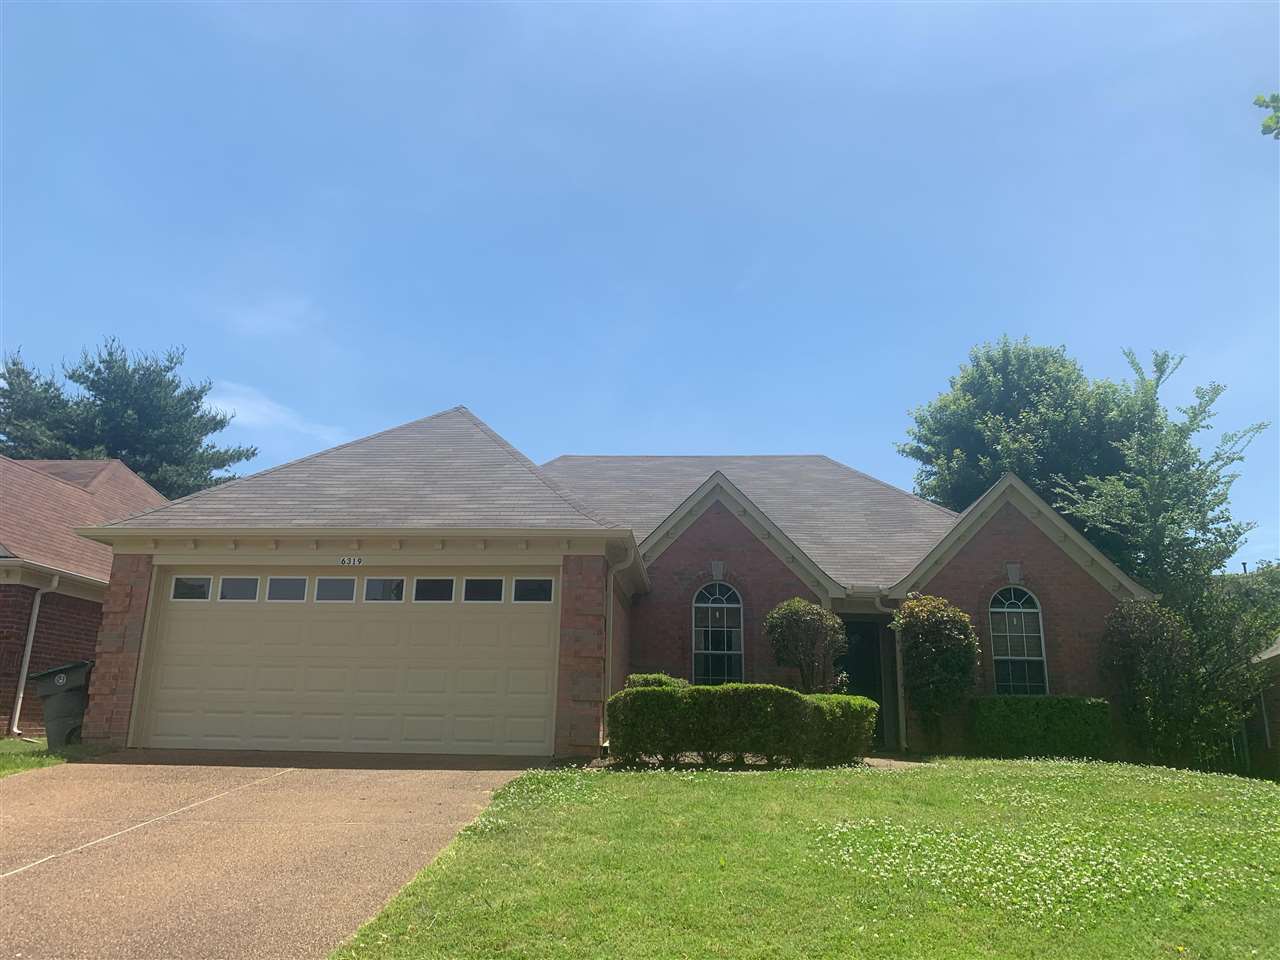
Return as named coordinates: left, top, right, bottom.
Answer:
left=27, top=659, right=94, bottom=682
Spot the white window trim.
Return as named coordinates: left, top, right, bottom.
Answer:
left=989, top=585, right=1050, bottom=695
left=691, top=581, right=744, bottom=685
left=217, top=576, right=261, bottom=603
left=363, top=576, right=407, bottom=603
left=170, top=575, right=213, bottom=602
left=314, top=576, right=357, bottom=604
left=265, top=576, right=309, bottom=603
left=462, top=576, right=506, bottom=603
left=512, top=577, right=555, bottom=604
left=412, top=576, right=456, bottom=604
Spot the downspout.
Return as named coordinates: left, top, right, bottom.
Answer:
left=603, top=541, right=639, bottom=751
left=875, top=594, right=907, bottom=753
left=8, top=575, right=59, bottom=737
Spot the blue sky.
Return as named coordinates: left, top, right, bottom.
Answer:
left=3, top=2, right=1277, bottom=566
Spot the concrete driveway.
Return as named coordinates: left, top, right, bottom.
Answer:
left=0, top=751, right=525, bottom=960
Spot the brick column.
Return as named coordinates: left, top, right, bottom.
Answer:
left=555, top=555, right=607, bottom=758
left=83, top=555, right=154, bottom=746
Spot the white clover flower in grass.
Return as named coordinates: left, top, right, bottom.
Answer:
left=814, top=770, right=1280, bottom=923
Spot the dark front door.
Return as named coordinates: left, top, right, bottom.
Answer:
left=841, top=620, right=884, bottom=742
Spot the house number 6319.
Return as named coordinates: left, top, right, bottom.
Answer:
left=338, top=556, right=364, bottom=566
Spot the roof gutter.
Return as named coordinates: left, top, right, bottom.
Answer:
left=0, top=558, right=107, bottom=591
left=75, top=525, right=636, bottom=545
left=8, top=574, right=59, bottom=737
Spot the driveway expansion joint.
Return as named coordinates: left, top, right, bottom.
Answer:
left=0, top=767, right=297, bottom=881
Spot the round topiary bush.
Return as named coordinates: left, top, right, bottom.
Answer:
left=890, top=592, right=980, bottom=736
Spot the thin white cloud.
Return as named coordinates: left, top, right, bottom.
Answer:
left=208, top=381, right=347, bottom=446
left=225, top=296, right=316, bottom=337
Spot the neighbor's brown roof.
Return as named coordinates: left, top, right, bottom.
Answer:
left=1255, top=636, right=1280, bottom=665
left=1, top=457, right=167, bottom=582
left=542, top=455, right=958, bottom=587
left=24, top=459, right=167, bottom=519
left=104, top=407, right=617, bottom=532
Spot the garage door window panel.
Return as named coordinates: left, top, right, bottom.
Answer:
left=172, top=576, right=212, bottom=601
left=513, top=578, right=554, bottom=603
left=218, top=577, right=260, bottom=602
left=364, top=577, right=406, bottom=602
left=315, top=577, right=357, bottom=603
left=464, top=578, right=504, bottom=603
left=414, top=578, right=455, bottom=603
left=266, top=577, right=308, bottom=602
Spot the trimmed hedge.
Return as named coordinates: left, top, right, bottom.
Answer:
left=970, top=696, right=1111, bottom=760
left=606, top=682, right=878, bottom=766
left=608, top=686, right=688, bottom=764
left=807, top=694, right=880, bottom=766
left=624, top=673, right=690, bottom=690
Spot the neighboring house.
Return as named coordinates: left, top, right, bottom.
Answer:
left=1247, top=638, right=1280, bottom=778
left=77, top=406, right=1151, bottom=758
left=1, top=457, right=167, bottom=735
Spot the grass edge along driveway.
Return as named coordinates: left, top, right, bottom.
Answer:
left=0, top=737, right=104, bottom=779
left=333, top=758, right=1279, bottom=960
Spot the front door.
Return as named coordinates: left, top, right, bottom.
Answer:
left=841, top=620, right=884, bottom=743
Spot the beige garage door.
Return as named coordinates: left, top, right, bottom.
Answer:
left=135, top=565, right=559, bottom=756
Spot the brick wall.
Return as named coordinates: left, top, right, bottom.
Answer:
left=630, top=500, right=817, bottom=685
left=555, top=554, right=608, bottom=757
left=82, top=555, right=154, bottom=746
left=912, top=501, right=1122, bottom=748
left=0, top=585, right=103, bottom=735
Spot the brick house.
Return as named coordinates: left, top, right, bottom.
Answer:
left=1248, top=639, right=1280, bottom=777
left=75, top=406, right=1150, bottom=758
left=1, top=456, right=166, bottom=736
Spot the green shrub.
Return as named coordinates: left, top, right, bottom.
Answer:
left=624, top=673, right=689, bottom=689
left=1105, top=598, right=1268, bottom=767
left=606, top=686, right=688, bottom=764
left=970, top=696, right=1111, bottom=759
left=805, top=694, right=879, bottom=765
left=684, top=683, right=812, bottom=763
left=605, top=682, right=878, bottom=767
left=763, top=598, right=849, bottom=693
left=890, top=593, right=980, bottom=732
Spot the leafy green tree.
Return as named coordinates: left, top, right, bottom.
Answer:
left=898, top=337, right=1140, bottom=529
left=1219, top=562, right=1280, bottom=637
left=904, top=340, right=1267, bottom=607
left=1055, top=352, right=1267, bottom=611
left=0, top=339, right=256, bottom=499
left=1105, top=597, right=1270, bottom=768
left=1255, top=93, right=1280, bottom=139
left=763, top=598, right=848, bottom=693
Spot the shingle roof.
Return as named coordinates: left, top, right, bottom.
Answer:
left=1255, top=636, right=1280, bottom=665
left=541, top=455, right=958, bottom=587
left=106, top=407, right=617, bottom=531
left=24, top=458, right=166, bottom=519
left=1, top=457, right=167, bottom=582
left=23, top=459, right=114, bottom=488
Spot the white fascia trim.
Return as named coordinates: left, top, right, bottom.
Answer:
left=638, top=471, right=847, bottom=600
left=886, top=473, right=1154, bottom=602
left=0, top=558, right=108, bottom=598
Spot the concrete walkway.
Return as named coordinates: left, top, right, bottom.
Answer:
left=0, top=751, right=525, bottom=960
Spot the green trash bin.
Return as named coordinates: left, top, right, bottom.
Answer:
left=28, top=660, right=94, bottom=748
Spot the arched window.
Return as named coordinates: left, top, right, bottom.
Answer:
left=990, top=586, right=1048, bottom=695
left=693, top=582, right=743, bottom=685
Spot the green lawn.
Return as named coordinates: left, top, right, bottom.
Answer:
left=0, top=737, right=102, bottom=779
left=334, top=759, right=1279, bottom=960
